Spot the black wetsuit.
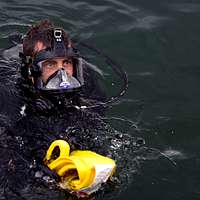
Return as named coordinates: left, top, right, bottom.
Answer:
left=0, top=36, right=142, bottom=199
left=0, top=103, right=124, bottom=199
left=0, top=64, right=114, bottom=199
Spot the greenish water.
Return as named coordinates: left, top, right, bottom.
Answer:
left=0, top=0, right=200, bottom=199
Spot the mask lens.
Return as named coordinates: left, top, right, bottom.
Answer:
left=36, top=57, right=83, bottom=92
left=44, top=69, right=81, bottom=90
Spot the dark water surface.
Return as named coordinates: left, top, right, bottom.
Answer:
left=0, top=0, right=200, bottom=199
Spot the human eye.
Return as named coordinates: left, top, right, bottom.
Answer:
left=43, top=61, right=56, bottom=69
left=63, top=59, right=72, bottom=65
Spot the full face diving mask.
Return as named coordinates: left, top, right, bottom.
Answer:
left=37, top=67, right=81, bottom=91
left=32, top=29, right=84, bottom=93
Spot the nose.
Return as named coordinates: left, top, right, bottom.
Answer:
left=57, top=65, right=64, bottom=70
left=57, top=63, right=64, bottom=69
left=57, top=60, right=64, bottom=70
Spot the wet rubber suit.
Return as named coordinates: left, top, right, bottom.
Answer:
left=0, top=95, right=142, bottom=200
left=0, top=34, right=144, bottom=200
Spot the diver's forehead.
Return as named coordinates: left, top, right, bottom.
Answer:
left=42, top=57, right=72, bottom=63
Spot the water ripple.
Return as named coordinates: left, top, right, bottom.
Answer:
left=168, top=3, right=200, bottom=13
left=120, top=15, right=168, bottom=31
left=105, top=0, right=140, bottom=13
left=162, top=149, right=187, bottom=160
left=0, top=0, right=169, bottom=41
left=132, top=72, right=155, bottom=77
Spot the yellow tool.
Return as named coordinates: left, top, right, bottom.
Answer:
left=44, top=140, right=116, bottom=197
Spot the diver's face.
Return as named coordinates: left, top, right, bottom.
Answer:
left=40, top=57, right=73, bottom=83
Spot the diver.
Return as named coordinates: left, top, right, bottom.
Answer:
left=0, top=19, right=141, bottom=199
left=13, top=19, right=130, bottom=160
left=18, top=19, right=106, bottom=116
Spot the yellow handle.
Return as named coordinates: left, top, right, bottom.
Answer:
left=44, top=140, right=70, bottom=165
